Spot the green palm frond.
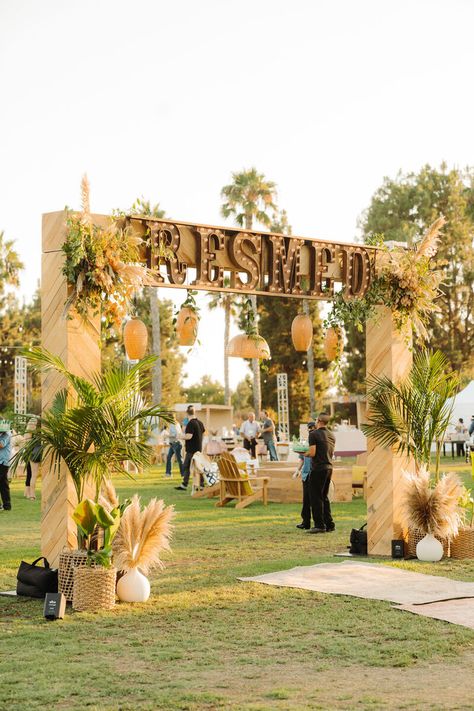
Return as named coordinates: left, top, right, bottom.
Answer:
left=362, top=349, right=459, bottom=478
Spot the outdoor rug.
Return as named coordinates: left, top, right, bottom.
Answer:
left=394, top=599, right=474, bottom=630
left=239, top=561, right=474, bottom=605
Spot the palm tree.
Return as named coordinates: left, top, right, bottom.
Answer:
left=207, top=280, right=239, bottom=406
left=220, top=168, right=277, bottom=416
left=12, top=348, right=173, bottom=512
left=361, top=350, right=459, bottom=481
left=129, top=198, right=166, bottom=405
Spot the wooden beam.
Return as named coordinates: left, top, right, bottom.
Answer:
left=366, top=306, right=413, bottom=555
left=41, top=211, right=100, bottom=566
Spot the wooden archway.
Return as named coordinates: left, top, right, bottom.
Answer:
left=41, top=211, right=412, bottom=563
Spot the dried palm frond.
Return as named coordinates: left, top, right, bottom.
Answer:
left=415, top=216, right=446, bottom=259
left=98, top=478, right=119, bottom=512
left=400, top=467, right=463, bottom=539
left=80, top=174, right=91, bottom=217
left=112, top=494, right=175, bottom=574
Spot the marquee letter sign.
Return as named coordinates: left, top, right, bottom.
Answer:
left=131, top=216, right=377, bottom=301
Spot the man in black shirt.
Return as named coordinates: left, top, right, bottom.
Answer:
left=306, top=413, right=336, bottom=534
left=175, top=406, right=205, bottom=491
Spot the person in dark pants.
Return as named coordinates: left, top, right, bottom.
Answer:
left=294, top=421, right=316, bottom=530
left=165, top=416, right=183, bottom=478
left=0, top=422, right=12, bottom=511
left=175, top=406, right=205, bottom=491
left=306, top=413, right=336, bottom=534
left=240, top=412, right=260, bottom=459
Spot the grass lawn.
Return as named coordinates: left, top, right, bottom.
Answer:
left=1, top=461, right=474, bottom=711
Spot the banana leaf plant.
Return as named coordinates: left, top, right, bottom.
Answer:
left=11, top=347, right=173, bottom=546
left=73, top=499, right=121, bottom=567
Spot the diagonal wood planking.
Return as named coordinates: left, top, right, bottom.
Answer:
left=366, top=306, right=413, bottom=555
left=41, top=212, right=100, bottom=566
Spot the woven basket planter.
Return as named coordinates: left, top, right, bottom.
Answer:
left=450, top=527, right=474, bottom=559
left=72, top=566, right=117, bottom=612
left=405, top=528, right=450, bottom=559
left=58, top=549, right=88, bottom=602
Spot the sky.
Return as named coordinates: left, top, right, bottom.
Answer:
left=1, top=0, right=474, bottom=388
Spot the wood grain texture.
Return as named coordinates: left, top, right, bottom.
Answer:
left=366, top=306, right=413, bottom=555
left=41, top=212, right=100, bottom=566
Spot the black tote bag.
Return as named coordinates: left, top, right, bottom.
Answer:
left=16, top=557, right=58, bottom=598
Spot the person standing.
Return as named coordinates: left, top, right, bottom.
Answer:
left=306, top=413, right=336, bottom=534
left=261, top=410, right=278, bottom=461
left=294, top=421, right=316, bottom=529
left=165, top=416, right=183, bottom=478
left=240, top=412, right=260, bottom=459
left=0, top=420, right=12, bottom=511
left=175, top=406, right=205, bottom=491
left=455, top=418, right=468, bottom=457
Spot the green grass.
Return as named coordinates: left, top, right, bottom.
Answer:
left=1, top=464, right=474, bottom=711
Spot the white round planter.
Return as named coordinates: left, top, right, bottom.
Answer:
left=117, top=567, right=151, bottom=602
left=416, top=533, right=443, bottom=562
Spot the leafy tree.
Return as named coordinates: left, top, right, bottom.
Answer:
left=356, top=164, right=474, bottom=381
left=102, top=294, right=185, bottom=408
left=258, top=296, right=327, bottom=435
left=128, top=198, right=166, bottom=405
left=207, top=283, right=239, bottom=406
left=0, top=231, right=23, bottom=303
left=184, top=375, right=225, bottom=405
left=231, top=375, right=254, bottom=417
left=0, top=291, right=41, bottom=413
left=220, top=168, right=277, bottom=416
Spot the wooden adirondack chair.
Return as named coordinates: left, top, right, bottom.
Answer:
left=216, top=451, right=269, bottom=509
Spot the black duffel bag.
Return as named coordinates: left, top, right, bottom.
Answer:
left=349, top=524, right=368, bottom=556
left=16, top=557, right=58, bottom=598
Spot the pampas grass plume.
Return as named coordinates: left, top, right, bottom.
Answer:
left=401, top=466, right=463, bottom=539
left=113, top=494, right=175, bottom=574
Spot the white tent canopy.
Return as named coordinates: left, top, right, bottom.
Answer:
left=447, top=381, right=474, bottom=429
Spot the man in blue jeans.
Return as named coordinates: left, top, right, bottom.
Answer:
left=165, top=416, right=183, bottom=478
left=261, top=410, right=278, bottom=461
left=0, top=421, right=12, bottom=511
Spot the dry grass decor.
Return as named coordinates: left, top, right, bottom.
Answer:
left=113, top=495, right=175, bottom=603
left=401, top=467, right=463, bottom=539
left=62, top=175, right=157, bottom=325
left=401, top=467, right=463, bottom=561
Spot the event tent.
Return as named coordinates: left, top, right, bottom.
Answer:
left=447, top=381, right=474, bottom=428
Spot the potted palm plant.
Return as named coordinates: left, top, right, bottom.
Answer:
left=12, top=347, right=172, bottom=599
left=362, top=349, right=462, bottom=560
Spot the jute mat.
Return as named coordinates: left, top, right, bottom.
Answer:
left=394, top=599, right=474, bottom=630
left=239, top=561, right=474, bottom=605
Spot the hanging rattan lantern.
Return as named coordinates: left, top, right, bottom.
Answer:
left=323, top=326, right=343, bottom=361
left=176, top=307, right=199, bottom=346
left=291, top=313, right=313, bottom=352
left=226, top=333, right=271, bottom=359
left=123, top=317, right=148, bottom=360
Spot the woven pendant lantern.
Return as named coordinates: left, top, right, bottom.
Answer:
left=176, top=306, right=199, bottom=346
left=291, top=313, right=313, bottom=352
left=123, top=317, right=148, bottom=360
left=323, top=327, right=343, bottom=360
left=226, top=333, right=271, bottom=360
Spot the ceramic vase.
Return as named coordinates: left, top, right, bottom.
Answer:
left=416, top=533, right=443, bottom=562
left=117, top=567, right=151, bottom=602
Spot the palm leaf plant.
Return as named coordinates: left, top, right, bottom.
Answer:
left=12, top=347, right=173, bottom=545
left=361, top=349, right=459, bottom=481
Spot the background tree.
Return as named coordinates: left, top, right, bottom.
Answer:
left=128, top=198, right=166, bottom=405
left=207, top=281, right=239, bottom=406
left=355, top=164, right=474, bottom=383
left=0, top=231, right=23, bottom=303
left=0, top=291, right=41, bottom=413
left=231, top=375, right=254, bottom=420
left=184, top=375, right=225, bottom=405
left=258, top=296, right=327, bottom=434
left=220, top=168, right=277, bottom=416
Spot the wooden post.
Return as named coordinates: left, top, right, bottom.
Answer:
left=41, top=211, right=101, bottom=565
left=366, top=307, right=412, bottom=556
